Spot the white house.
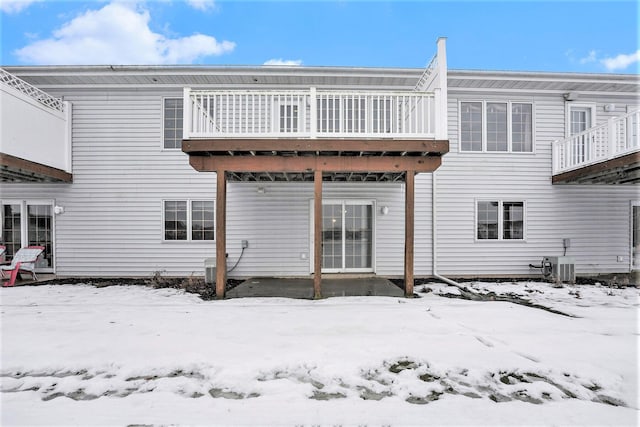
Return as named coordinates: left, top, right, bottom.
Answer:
left=1, top=39, right=638, bottom=297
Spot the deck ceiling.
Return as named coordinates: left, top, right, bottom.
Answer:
left=552, top=151, right=640, bottom=185
left=183, top=139, right=448, bottom=182
left=0, top=153, right=72, bottom=183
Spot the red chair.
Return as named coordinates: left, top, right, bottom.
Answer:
left=1, top=246, right=45, bottom=287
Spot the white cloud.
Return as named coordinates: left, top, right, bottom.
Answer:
left=601, top=50, right=640, bottom=72
left=0, top=0, right=41, bottom=14
left=579, top=50, right=597, bottom=64
left=185, top=0, right=215, bottom=11
left=263, top=59, right=303, bottom=66
left=14, top=2, right=235, bottom=65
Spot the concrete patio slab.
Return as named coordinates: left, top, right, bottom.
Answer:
left=226, top=277, right=405, bottom=299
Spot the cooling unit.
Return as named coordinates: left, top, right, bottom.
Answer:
left=204, top=257, right=216, bottom=285
left=543, top=256, right=575, bottom=284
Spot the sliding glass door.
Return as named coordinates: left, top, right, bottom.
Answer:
left=318, top=200, right=374, bottom=273
left=1, top=200, right=54, bottom=272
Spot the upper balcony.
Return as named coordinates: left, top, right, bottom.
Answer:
left=183, top=87, right=446, bottom=141
left=552, top=109, right=640, bottom=184
left=0, top=68, right=72, bottom=183
left=182, top=38, right=449, bottom=183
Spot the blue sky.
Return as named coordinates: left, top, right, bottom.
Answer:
left=1, top=0, right=638, bottom=73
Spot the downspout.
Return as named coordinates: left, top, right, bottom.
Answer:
left=432, top=171, right=462, bottom=287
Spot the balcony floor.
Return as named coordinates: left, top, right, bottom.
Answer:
left=183, top=138, right=448, bottom=182
left=552, top=151, right=640, bottom=184
left=0, top=152, right=72, bottom=183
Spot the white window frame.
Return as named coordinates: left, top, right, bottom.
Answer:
left=459, top=100, right=535, bottom=153
left=273, top=97, right=304, bottom=134
left=162, top=97, right=184, bottom=151
left=474, top=199, right=527, bottom=242
left=309, top=199, right=376, bottom=274
left=162, top=199, right=215, bottom=242
left=565, top=102, right=596, bottom=138
left=0, top=199, right=56, bottom=272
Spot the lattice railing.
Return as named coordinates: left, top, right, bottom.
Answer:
left=0, top=68, right=65, bottom=112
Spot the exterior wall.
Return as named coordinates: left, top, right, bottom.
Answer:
left=437, top=90, right=638, bottom=277
left=0, top=86, right=434, bottom=278
left=226, top=181, right=432, bottom=278
left=1, top=88, right=216, bottom=276
left=0, top=72, right=637, bottom=279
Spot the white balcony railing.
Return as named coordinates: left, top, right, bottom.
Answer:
left=552, top=109, right=640, bottom=175
left=0, top=68, right=65, bottom=112
left=183, top=88, right=442, bottom=140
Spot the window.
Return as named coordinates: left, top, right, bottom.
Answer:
left=279, top=104, right=299, bottom=133
left=163, top=200, right=214, bottom=241
left=163, top=98, right=183, bottom=149
left=476, top=201, right=525, bottom=241
left=460, top=101, right=533, bottom=152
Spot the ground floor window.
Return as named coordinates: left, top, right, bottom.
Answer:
left=476, top=200, right=525, bottom=241
left=0, top=200, right=54, bottom=270
left=163, top=200, right=214, bottom=241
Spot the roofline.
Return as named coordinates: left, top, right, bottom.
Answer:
left=2, top=64, right=638, bottom=80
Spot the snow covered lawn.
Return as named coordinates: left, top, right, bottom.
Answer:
left=1, top=282, right=638, bottom=426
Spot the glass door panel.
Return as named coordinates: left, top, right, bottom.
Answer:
left=319, top=201, right=374, bottom=272
left=322, top=204, right=343, bottom=270
left=27, top=204, right=53, bottom=269
left=345, top=204, right=372, bottom=269
left=1, top=203, right=22, bottom=261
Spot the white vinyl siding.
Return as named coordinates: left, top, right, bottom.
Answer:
left=441, top=91, right=638, bottom=277
left=460, top=100, right=534, bottom=153
left=0, top=72, right=635, bottom=279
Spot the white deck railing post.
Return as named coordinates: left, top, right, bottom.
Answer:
left=183, top=87, right=192, bottom=140
left=608, top=117, right=617, bottom=157
left=435, top=37, right=448, bottom=140
left=309, top=87, right=317, bottom=138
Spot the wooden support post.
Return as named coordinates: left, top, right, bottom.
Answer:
left=404, top=170, right=415, bottom=297
left=216, top=169, right=227, bottom=299
left=313, top=169, right=323, bottom=299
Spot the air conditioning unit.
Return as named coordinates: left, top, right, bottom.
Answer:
left=543, top=256, right=575, bottom=284
left=204, top=257, right=216, bottom=285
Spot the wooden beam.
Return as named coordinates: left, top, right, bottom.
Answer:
left=404, top=170, right=415, bottom=297
left=314, top=170, right=322, bottom=299
left=189, top=155, right=441, bottom=174
left=183, top=138, right=449, bottom=155
left=216, top=169, right=227, bottom=299
left=0, top=152, right=72, bottom=183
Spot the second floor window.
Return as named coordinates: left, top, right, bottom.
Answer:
left=460, top=101, right=533, bottom=153
left=164, top=98, right=183, bottom=149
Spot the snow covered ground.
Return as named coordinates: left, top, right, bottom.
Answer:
left=1, top=281, right=638, bottom=426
